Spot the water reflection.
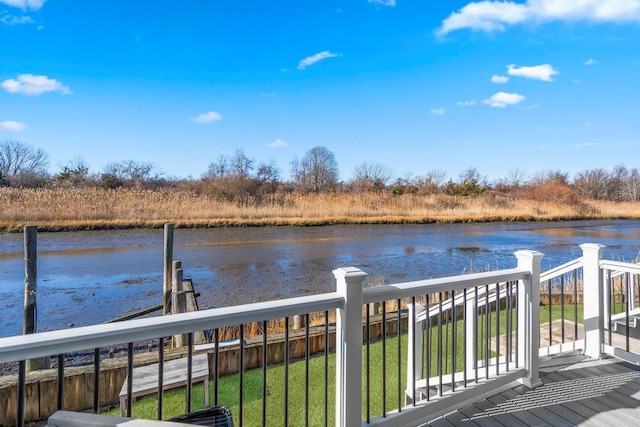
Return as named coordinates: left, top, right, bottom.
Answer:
left=0, top=220, right=639, bottom=337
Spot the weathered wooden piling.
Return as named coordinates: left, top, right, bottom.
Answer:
left=23, top=225, right=49, bottom=371
left=163, top=223, right=174, bottom=315
left=171, top=261, right=186, bottom=348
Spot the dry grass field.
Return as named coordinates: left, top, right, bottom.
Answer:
left=1, top=187, right=640, bottom=232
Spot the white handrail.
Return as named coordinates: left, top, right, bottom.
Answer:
left=363, top=268, right=528, bottom=304
left=0, top=292, right=344, bottom=364
left=600, top=260, right=640, bottom=275
left=540, top=257, right=583, bottom=283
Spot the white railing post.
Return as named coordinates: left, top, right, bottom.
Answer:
left=405, top=302, right=425, bottom=404
left=334, top=266, right=367, bottom=427
left=581, top=243, right=605, bottom=359
left=515, top=250, right=543, bottom=388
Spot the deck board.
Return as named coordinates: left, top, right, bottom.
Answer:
left=422, top=352, right=640, bottom=427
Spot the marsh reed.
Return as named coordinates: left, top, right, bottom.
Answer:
left=2, top=187, right=639, bottom=232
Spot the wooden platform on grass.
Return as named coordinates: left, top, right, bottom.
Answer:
left=119, top=353, right=209, bottom=416
left=423, top=351, right=640, bottom=426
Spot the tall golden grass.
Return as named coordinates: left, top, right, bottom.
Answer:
left=1, top=187, right=640, bottom=232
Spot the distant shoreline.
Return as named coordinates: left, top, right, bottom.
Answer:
left=2, top=187, right=639, bottom=233
left=3, top=214, right=640, bottom=233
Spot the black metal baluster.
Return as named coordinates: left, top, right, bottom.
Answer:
left=157, top=337, right=164, bottom=420
left=17, top=360, right=25, bottom=427
left=366, top=303, right=371, bottom=419
left=411, top=297, right=417, bottom=406
left=397, top=298, right=402, bottom=412
left=214, top=328, right=220, bottom=406
left=608, top=271, right=613, bottom=345
left=382, top=301, right=387, bottom=414
left=284, top=316, right=289, bottom=426
left=438, top=292, right=443, bottom=396
left=444, top=292, right=449, bottom=376
left=561, top=275, right=565, bottom=343
left=305, top=313, right=310, bottom=427
left=239, top=326, right=244, bottom=427
left=451, top=289, right=457, bottom=392
left=187, top=333, right=193, bottom=414
left=496, top=283, right=500, bottom=377
left=463, top=288, right=467, bottom=387
left=126, top=342, right=133, bottom=417
left=324, top=310, right=329, bottom=427
left=475, top=286, right=479, bottom=383
left=425, top=294, right=430, bottom=401
left=57, top=354, right=64, bottom=411
left=93, top=348, right=100, bottom=413
left=485, top=284, right=489, bottom=380
left=262, top=320, right=268, bottom=426
left=506, top=282, right=512, bottom=369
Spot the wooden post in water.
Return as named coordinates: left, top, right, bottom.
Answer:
left=172, top=260, right=185, bottom=348
left=163, top=223, right=174, bottom=315
left=23, top=225, right=49, bottom=371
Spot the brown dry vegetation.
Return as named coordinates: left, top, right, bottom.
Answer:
left=2, top=187, right=640, bottom=232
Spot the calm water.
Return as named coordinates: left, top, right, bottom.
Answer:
left=1, top=220, right=639, bottom=338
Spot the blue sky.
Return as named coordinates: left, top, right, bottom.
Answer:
left=1, top=0, right=639, bottom=183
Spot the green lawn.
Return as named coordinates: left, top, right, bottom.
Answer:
left=105, top=301, right=584, bottom=425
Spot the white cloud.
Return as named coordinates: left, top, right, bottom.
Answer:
left=190, top=111, right=222, bottom=124
left=268, top=138, right=289, bottom=149
left=298, top=51, right=339, bottom=70
left=585, top=58, right=599, bottom=65
left=482, top=91, right=526, bottom=107
left=1, top=14, right=34, bottom=25
left=572, top=78, right=582, bottom=84
left=0, top=120, right=26, bottom=131
left=0, top=0, right=45, bottom=10
left=457, top=99, right=477, bottom=106
left=430, top=108, right=446, bottom=116
left=438, top=0, right=640, bottom=35
left=368, top=0, right=396, bottom=6
left=507, top=64, right=558, bottom=81
left=1, top=74, right=71, bottom=95
left=574, top=142, right=601, bottom=148
left=491, top=74, right=509, bottom=84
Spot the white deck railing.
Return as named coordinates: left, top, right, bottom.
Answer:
left=1, top=243, right=640, bottom=427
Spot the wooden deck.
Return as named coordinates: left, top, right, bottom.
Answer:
left=423, top=351, right=640, bottom=426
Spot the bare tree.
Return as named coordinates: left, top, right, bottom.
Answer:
left=230, top=149, right=254, bottom=178
left=0, top=140, right=48, bottom=186
left=203, top=155, right=229, bottom=179
left=608, top=164, right=628, bottom=202
left=120, top=160, right=154, bottom=181
left=416, top=169, right=447, bottom=194
left=573, top=168, right=611, bottom=200
left=350, top=162, right=393, bottom=191
left=505, top=168, right=528, bottom=188
left=99, top=160, right=159, bottom=188
left=256, top=160, right=280, bottom=183
left=622, top=168, right=640, bottom=201
left=530, top=169, right=569, bottom=186
left=291, top=146, right=339, bottom=193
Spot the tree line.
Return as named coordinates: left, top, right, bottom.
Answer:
left=2, top=139, right=640, bottom=203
